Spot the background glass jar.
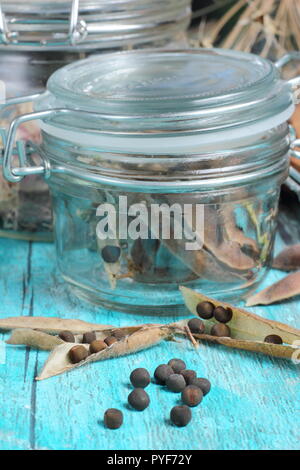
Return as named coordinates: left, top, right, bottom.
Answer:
left=2, top=49, right=299, bottom=313
left=0, top=0, right=191, bottom=240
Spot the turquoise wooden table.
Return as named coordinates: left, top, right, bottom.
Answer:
left=0, top=203, right=299, bottom=451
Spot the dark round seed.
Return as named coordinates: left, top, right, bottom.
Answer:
left=190, top=377, right=211, bottom=396
left=128, top=388, right=150, bottom=411
left=130, top=368, right=151, bottom=388
left=213, top=306, right=233, bottom=323
left=154, top=364, right=174, bottom=385
left=101, top=246, right=121, bottom=263
left=181, top=385, right=203, bottom=407
left=196, top=301, right=214, bottom=319
left=264, top=334, right=283, bottom=345
left=180, top=369, right=197, bottom=385
left=59, top=330, right=75, bottom=343
left=82, top=331, right=97, bottom=344
left=166, top=374, right=186, bottom=393
left=170, top=405, right=192, bottom=427
left=68, top=345, right=89, bottom=364
left=104, top=336, right=118, bottom=346
left=168, top=358, right=186, bottom=374
left=112, top=329, right=127, bottom=340
left=211, top=323, right=231, bottom=337
left=187, top=318, right=205, bottom=334
left=89, top=340, right=107, bottom=354
left=104, top=408, right=123, bottom=429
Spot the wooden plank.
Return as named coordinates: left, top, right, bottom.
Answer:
left=0, top=233, right=299, bottom=450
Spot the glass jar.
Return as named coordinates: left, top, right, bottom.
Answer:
left=2, top=49, right=299, bottom=313
left=0, top=0, right=191, bottom=240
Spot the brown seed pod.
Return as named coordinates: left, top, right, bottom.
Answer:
left=272, top=245, right=300, bottom=271
left=246, top=272, right=300, bottom=306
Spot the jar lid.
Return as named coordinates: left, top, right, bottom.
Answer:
left=0, top=0, right=190, bottom=50
left=36, top=48, right=295, bottom=152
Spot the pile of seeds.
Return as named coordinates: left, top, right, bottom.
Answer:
left=104, top=358, right=211, bottom=429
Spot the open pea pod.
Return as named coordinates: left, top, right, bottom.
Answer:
left=179, top=286, right=300, bottom=345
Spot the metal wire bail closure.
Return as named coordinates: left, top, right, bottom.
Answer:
left=0, top=0, right=87, bottom=47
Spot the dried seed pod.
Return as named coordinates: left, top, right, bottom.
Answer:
left=154, top=364, right=174, bottom=385
left=272, top=245, right=300, bottom=271
left=68, top=345, right=89, bottom=364
left=180, top=286, right=300, bottom=345
left=180, top=369, right=197, bottom=385
left=196, top=301, right=214, bottom=319
left=166, top=374, right=186, bottom=393
left=82, top=331, right=96, bottom=344
left=130, top=368, right=151, bottom=388
left=246, top=272, right=300, bottom=306
left=181, top=385, right=203, bottom=407
left=213, top=306, right=233, bottom=323
left=211, top=323, right=231, bottom=338
left=128, top=388, right=150, bottom=411
left=264, top=335, right=283, bottom=345
left=168, top=358, right=186, bottom=374
left=104, top=336, right=118, bottom=347
left=170, top=405, right=191, bottom=427
left=187, top=318, right=205, bottom=334
left=59, top=330, right=75, bottom=343
left=89, top=340, right=107, bottom=354
left=104, top=409, right=123, bottom=429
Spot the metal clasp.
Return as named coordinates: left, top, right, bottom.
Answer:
left=0, top=0, right=87, bottom=47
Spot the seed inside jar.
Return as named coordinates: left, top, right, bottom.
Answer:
left=196, top=301, right=214, bottom=319
left=89, top=340, right=107, bottom=354
left=101, top=246, right=121, bottom=263
left=187, top=318, right=205, bottom=334
left=104, top=408, right=123, bottom=429
left=104, top=336, right=118, bottom=346
left=213, top=306, right=233, bottom=323
left=264, top=334, right=283, bottom=345
left=59, top=330, right=75, bottom=343
left=68, top=345, right=89, bottom=364
left=211, top=323, right=231, bottom=337
left=82, top=331, right=96, bottom=344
